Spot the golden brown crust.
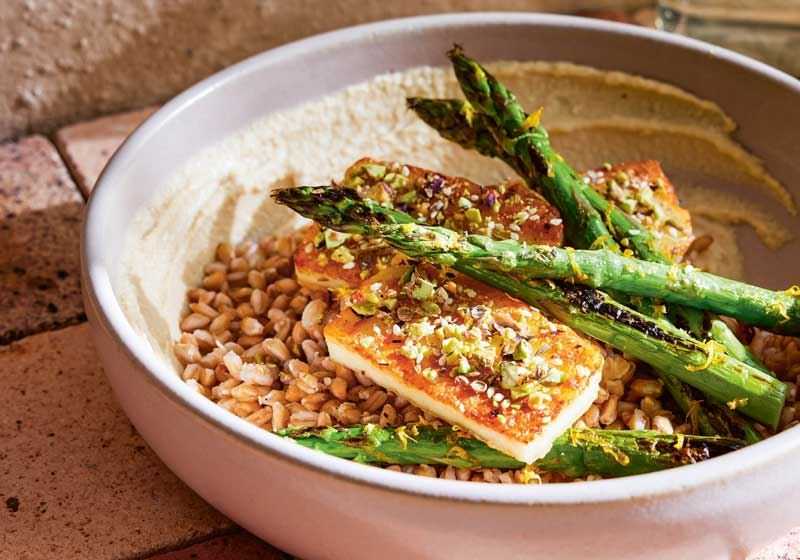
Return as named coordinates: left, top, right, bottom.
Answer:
left=324, top=264, right=604, bottom=461
left=582, top=160, right=694, bottom=261
left=295, top=158, right=564, bottom=291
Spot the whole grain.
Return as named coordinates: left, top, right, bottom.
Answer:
left=176, top=231, right=800, bottom=483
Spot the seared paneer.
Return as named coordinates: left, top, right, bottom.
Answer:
left=295, top=158, right=564, bottom=291
left=582, top=160, right=694, bottom=261
left=324, top=264, right=604, bottom=463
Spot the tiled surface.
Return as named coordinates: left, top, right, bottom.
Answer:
left=0, top=136, right=85, bottom=344
left=0, top=324, right=233, bottom=559
left=147, top=532, right=286, bottom=560
left=0, top=8, right=797, bottom=558
left=54, top=106, right=158, bottom=196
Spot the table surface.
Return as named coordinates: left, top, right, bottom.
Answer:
left=1, top=9, right=798, bottom=560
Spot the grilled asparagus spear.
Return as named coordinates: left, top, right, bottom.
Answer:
left=413, top=49, right=781, bottom=438
left=279, top=424, right=744, bottom=477
left=368, top=223, right=800, bottom=335
left=410, top=55, right=740, bottom=434
left=407, top=96, right=666, bottom=263
left=443, top=47, right=618, bottom=252
left=272, top=186, right=788, bottom=429
left=656, top=370, right=763, bottom=444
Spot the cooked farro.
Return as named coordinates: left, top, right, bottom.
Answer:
left=174, top=232, right=800, bottom=483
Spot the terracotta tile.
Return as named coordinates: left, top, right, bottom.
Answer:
left=0, top=324, right=232, bottom=559
left=146, top=531, right=286, bottom=560
left=54, top=106, right=158, bottom=196
left=575, top=9, right=637, bottom=24
left=0, top=136, right=85, bottom=344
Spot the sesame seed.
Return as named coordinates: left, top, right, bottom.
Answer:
left=470, top=380, right=488, bottom=393
left=342, top=262, right=356, bottom=269
left=549, top=218, right=563, bottom=226
left=370, top=282, right=382, bottom=291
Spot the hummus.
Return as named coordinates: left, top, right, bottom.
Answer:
left=116, top=62, right=796, bottom=359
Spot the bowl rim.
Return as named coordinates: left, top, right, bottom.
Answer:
left=83, top=11, right=800, bottom=506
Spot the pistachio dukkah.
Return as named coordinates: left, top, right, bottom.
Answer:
left=176, top=47, right=798, bottom=482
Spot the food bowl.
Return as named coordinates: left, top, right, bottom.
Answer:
left=82, top=13, right=800, bottom=560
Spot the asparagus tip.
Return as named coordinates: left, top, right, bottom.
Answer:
left=271, top=186, right=375, bottom=233
left=405, top=97, right=421, bottom=110
left=447, top=43, right=465, bottom=59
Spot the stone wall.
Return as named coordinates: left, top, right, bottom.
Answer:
left=0, top=0, right=646, bottom=141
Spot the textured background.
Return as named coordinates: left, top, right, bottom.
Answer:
left=0, top=0, right=649, bottom=141
left=2, top=2, right=799, bottom=558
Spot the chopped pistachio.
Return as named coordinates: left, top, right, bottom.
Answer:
left=513, top=339, right=532, bottom=361
left=343, top=175, right=365, bottom=188
left=411, top=278, right=435, bottom=301
left=499, top=362, right=528, bottom=390
left=456, top=356, right=471, bottom=374
left=442, top=337, right=461, bottom=354
left=541, top=367, right=565, bottom=384
left=619, top=198, right=638, bottom=213
left=351, top=300, right=377, bottom=316
left=385, top=172, right=409, bottom=189
left=465, top=207, right=482, bottom=224
left=330, top=245, right=355, bottom=264
left=421, top=301, right=441, bottom=315
left=396, top=189, right=418, bottom=204
left=409, top=321, right=435, bottom=338
left=324, top=229, right=351, bottom=249
left=360, top=336, right=375, bottom=348
left=362, top=163, right=387, bottom=179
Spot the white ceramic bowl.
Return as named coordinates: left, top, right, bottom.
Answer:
left=82, top=13, right=800, bottom=560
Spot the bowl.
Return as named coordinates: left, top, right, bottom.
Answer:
left=82, top=13, right=800, bottom=560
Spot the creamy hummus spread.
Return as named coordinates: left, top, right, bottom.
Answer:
left=115, top=62, right=795, bottom=361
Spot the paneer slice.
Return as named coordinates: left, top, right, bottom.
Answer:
left=295, top=158, right=564, bottom=291
left=582, top=160, right=694, bottom=261
left=324, top=264, right=604, bottom=463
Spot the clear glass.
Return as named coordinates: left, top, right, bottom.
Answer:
left=656, top=0, right=800, bottom=76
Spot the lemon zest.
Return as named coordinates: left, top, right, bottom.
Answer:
left=564, top=247, right=588, bottom=281
left=460, top=101, right=476, bottom=126
left=727, top=397, right=749, bottom=410
left=395, top=425, right=417, bottom=449
left=686, top=340, right=727, bottom=371
left=445, top=445, right=471, bottom=462
left=572, top=429, right=630, bottom=466
left=768, top=300, right=791, bottom=323
left=522, top=106, right=543, bottom=130
left=520, top=464, right=542, bottom=484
